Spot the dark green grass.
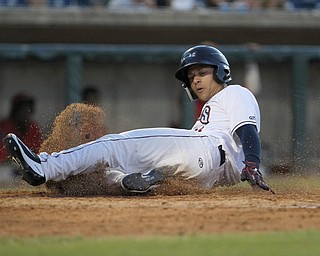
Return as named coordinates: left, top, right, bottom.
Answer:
left=1, top=230, right=320, bottom=256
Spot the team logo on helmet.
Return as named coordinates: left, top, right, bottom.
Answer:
left=181, top=51, right=196, bottom=64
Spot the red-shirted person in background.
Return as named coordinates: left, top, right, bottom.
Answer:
left=0, top=93, right=43, bottom=164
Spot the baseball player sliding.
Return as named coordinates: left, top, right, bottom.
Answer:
left=4, top=45, right=274, bottom=194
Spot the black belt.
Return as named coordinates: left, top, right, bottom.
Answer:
left=218, top=145, right=226, bottom=166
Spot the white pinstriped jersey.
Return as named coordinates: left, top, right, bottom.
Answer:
left=192, top=84, right=260, bottom=172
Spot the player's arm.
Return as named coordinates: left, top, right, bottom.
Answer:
left=235, top=124, right=274, bottom=193
left=236, top=124, right=261, bottom=166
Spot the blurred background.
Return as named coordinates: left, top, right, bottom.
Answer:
left=0, top=0, right=320, bottom=184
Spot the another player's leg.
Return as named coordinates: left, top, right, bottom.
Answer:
left=4, top=133, right=45, bottom=186
left=121, top=168, right=165, bottom=193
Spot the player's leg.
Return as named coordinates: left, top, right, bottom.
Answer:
left=5, top=128, right=222, bottom=188
left=38, top=127, right=216, bottom=183
left=5, top=132, right=135, bottom=185
left=37, top=129, right=186, bottom=182
left=4, top=131, right=174, bottom=186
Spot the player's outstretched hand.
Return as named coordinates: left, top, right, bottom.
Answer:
left=240, top=161, right=275, bottom=194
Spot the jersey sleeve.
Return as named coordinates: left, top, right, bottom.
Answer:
left=222, top=85, right=260, bottom=135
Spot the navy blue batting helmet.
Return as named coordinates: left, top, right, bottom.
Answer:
left=175, top=45, right=232, bottom=88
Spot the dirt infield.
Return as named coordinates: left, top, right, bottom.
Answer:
left=1, top=176, right=320, bottom=238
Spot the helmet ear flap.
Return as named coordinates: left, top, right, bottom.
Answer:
left=213, top=65, right=231, bottom=84
left=212, top=66, right=223, bottom=84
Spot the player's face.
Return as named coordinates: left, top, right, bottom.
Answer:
left=188, top=64, right=222, bottom=102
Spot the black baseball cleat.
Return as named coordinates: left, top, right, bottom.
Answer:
left=4, top=133, right=45, bottom=186
left=121, top=169, right=165, bottom=193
